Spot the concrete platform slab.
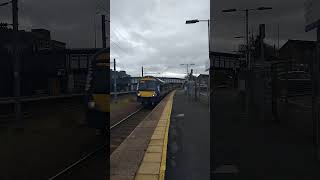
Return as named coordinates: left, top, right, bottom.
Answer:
left=129, top=128, right=155, bottom=138
left=115, top=137, right=150, bottom=151
left=110, top=175, right=135, bottom=180
left=152, top=130, right=165, bottom=135
left=151, top=133, right=164, bottom=140
left=142, top=152, right=162, bottom=162
left=110, top=92, right=173, bottom=180
left=154, top=126, right=165, bottom=132
left=149, top=139, right=164, bottom=146
left=137, top=120, right=158, bottom=128
left=146, top=146, right=162, bottom=153
left=165, top=90, right=210, bottom=180
left=134, top=91, right=175, bottom=179
left=157, top=122, right=167, bottom=127
left=134, top=174, right=158, bottom=180
left=137, top=162, right=160, bottom=174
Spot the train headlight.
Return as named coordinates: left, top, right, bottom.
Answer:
left=137, top=93, right=141, bottom=96
left=152, top=93, right=156, bottom=97
left=88, top=101, right=95, bottom=109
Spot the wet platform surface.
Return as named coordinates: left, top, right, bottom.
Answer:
left=110, top=92, right=171, bottom=180
left=165, top=90, right=210, bottom=180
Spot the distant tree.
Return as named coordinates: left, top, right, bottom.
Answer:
left=237, top=34, right=278, bottom=62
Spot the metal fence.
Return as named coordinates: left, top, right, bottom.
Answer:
left=184, top=80, right=209, bottom=104
left=246, top=60, right=314, bottom=138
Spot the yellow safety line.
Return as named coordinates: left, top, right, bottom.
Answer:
left=159, top=90, right=175, bottom=180
left=133, top=91, right=175, bottom=180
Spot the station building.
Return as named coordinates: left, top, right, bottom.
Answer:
left=0, top=27, right=102, bottom=97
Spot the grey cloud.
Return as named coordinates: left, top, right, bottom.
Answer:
left=212, top=0, right=316, bottom=52
left=0, top=0, right=106, bottom=48
left=111, top=0, right=210, bottom=77
left=114, top=0, right=315, bottom=77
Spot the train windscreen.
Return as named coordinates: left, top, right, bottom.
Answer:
left=138, top=80, right=157, bottom=91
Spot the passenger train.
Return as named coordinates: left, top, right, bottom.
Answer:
left=85, top=48, right=109, bottom=134
left=136, top=76, right=178, bottom=106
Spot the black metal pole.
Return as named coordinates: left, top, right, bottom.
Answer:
left=246, top=9, right=249, bottom=69
left=187, top=64, right=189, bottom=77
left=208, top=19, right=211, bottom=109
left=208, top=19, right=210, bottom=54
left=277, top=24, right=280, bottom=56
left=114, top=58, right=117, bottom=100
left=142, top=66, right=144, bottom=77
left=315, top=25, right=320, bottom=160
left=245, top=9, right=250, bottom=115
left=12, top=0, right=22, bottom=129
left=102, top=15, right=106, bottom=48
left=94, top=14, right=97, bottom=48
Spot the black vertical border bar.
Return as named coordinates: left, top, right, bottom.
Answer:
left=210, top=0, right=214, bottom=179
left=106, top=0, right=110, bottom=179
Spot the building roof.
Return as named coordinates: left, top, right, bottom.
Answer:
left=32, top=48, right=104, bottom=55
left=51, top=40, right=66, bottom=45
left=158, top=77, right=185, bottom=80
left=0, top=28, right=67, bottom=51
left=210, top=51, right=244, bottom=58
left=198, top=74, right=209, bottom=78
left=280, top=39, right=316, bottom=51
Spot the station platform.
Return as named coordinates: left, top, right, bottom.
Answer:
left=110, top=89, right=210, bottom=180
left=110, top=91, right=173, bottom=180
left=212, top=88, right=320, bottom=179
left=165, top=90, right=210, bottom=179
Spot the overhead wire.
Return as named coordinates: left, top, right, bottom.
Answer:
left=110, top=43, right=125, bottom=56
left=111, top=25, right=128, bottom=42
left=110, top=39, right=129, bottom=56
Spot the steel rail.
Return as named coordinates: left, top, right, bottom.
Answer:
left=48, top=144, right=106, bottom=180
left=48, top=107, right=143, bottom=179
left=110, top=107, right=143, bottom=130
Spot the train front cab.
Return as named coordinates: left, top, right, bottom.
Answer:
left=137, top=77, right=161, bottom=106
left=85, top=49, right=109, bottom=134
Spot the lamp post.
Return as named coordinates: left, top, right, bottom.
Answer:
left=186, top=19, right=210, bottom=105
left=101, top=14, right=106, bottom=48
left=223, top=7, right=272, bottom=118
left=222, top=7, right=272, bottom=69
left=113, top=58, right=117, bottom=101
left=1, top=0, right=22, bottom=128
left=94, top=12, right=108, bottom=48
left=180, top=63, right=195, bottom=78
left=93, top=11, right=100, bottom=48
left=186, top=19, right=210, bottom=54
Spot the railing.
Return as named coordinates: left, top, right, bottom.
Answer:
left=0, top=93, right=84, bottom=104
left=278, top=79, right=312, bottom=97
left=111, top=91, right=136, bottom=96
left=0, top=91, right=137, bottom=104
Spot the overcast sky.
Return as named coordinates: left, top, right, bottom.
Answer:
left=212, top=0, right=317, bottom=53
left=0, top=0, right=317, bottom=78
left=111, top=0, right=318, bottom=78
left=0, top=0, right=106, bottom=48
left=111, top=0, right=210, bottom=78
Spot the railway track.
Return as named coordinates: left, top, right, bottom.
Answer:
left=110, top=107, right=151, bottom=154
left=47, top=107, right=151, bottom=180
left=0, top=103, right=84, bottom=126
left=48, top=143, right=107, bottom=180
